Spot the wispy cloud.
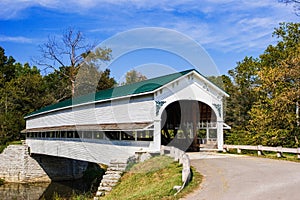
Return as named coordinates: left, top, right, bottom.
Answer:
left=0, top=0, right=298, bottom=59
left=0, top=35, right=34, bottom=43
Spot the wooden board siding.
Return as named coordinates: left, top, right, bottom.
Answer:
left=26, top=100, right=155, bottom=129
left=26, top=138, right=150, bottom=164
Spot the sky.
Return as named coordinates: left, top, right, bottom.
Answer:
left=0, top=0, right=299, bottom=81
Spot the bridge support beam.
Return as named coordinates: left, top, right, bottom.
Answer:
left=151, top=118, right=161, bottom=152
left=217, top=121, right=224, bottom=151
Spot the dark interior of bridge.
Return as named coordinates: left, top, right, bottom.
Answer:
left=161, top=100, right=216, bottom=152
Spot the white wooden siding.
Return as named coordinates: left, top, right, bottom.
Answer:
left=27, top=100, right=155, bottom=129
left=26, top=138, right=150, bottom=164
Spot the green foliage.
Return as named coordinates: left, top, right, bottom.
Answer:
left=248, top=23, right=300, bottom=147
left=96, top=69, right=117, bottom=91
left=44, top=67, right=72, bottom=102
left=225, top=22, right=300, bottom=147
left=0, top=45, right=116, bottom=147
left=122, top=69, right=147, bottom=85
left=82, top=163, right=105, bottom=182
left=0, top=178, right=4, bottom=185
left=75, top=67, right=116, bottom=96
left=0, top=145, right=7, bottom=153
left=52, top=192, right=93, bottom=200
left=37, top=28, right=114, bottom=97
left=0, top=47, right=50, bottom=145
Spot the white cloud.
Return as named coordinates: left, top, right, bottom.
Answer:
left=0, top=0, right=298, bottom=56
left=0, top=35, right=34, bottom=43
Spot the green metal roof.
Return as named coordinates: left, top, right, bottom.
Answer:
left=26, top=69, right=194, bottom=118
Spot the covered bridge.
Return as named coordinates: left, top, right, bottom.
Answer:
left=24, top=69, right=229, bottom=164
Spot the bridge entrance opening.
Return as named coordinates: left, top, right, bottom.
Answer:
left=161, top=100, right=217, bottom=152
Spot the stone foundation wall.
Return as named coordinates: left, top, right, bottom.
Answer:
left=0, top=145, right=88, bottom=183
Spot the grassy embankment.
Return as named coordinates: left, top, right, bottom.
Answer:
left=53, top=155, right=202, bottom=200
left=103, top=155, right=202, bottom=200
left=223, top=149, right=300, bottom=162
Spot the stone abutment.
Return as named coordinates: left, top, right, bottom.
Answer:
left=0, top=144, right=89, bottom=183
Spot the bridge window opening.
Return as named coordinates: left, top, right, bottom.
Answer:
left=105, top=131, right=120, bottom=140
left=93, top=131, right=104, bottom=139
left=61, top=131, right=66, bottom=138
left=26, top=129, right=154, bottom=142
left=121, top=131, right=134, bottom=141
left=74, top=131, right=80, bottom=138
left=137, top=130, right=153, bottom=141
left=82, top=131, right=92, bottom=139
left=66, top=131, right=73, bottom=138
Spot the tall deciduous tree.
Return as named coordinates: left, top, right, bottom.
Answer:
left=248, top=22, right=300, bottom=147
left=223, top=23, right=300, bottom=147
left=0, top=47, right=49, bottom=144
left=227, top=57, right=260, bottom=128
left=37, top=27, right=112, bottom=97
left=221, top=57, right=260, bottom=145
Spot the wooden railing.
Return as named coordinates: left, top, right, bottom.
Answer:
left=223, top=144, right=300, bottom=159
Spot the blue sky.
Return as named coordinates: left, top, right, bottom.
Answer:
left=0, top=0, right=299, bottom=80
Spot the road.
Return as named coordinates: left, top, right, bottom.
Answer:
left=183, top=152, right=300, bottom=200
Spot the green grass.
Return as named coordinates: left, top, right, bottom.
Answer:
left=0, top=178, right=4, bottom=186
left=9, top=140, right=23, bottom=145
left=52, top=192, right=94, bottom=200
left=223, top=149, right=300, bottom=162
left=0, top=141, right=23, bottom=154
left=0, top=145, right=7, bottom=154
left=103, top=156, right=202, bottom=200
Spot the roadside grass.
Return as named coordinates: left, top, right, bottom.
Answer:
left=9, top=140, right=23, bottom=145
left=103, top=156, right=202, bottom=200
left=223, top=149, right=300, bottom=163
left=0, top=145, right=6, bottom=154
left=51, top=192, right=94, bottom=200
left=0, top=178, right=4, bottom=186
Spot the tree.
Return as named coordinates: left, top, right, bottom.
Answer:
left=75, top=67, right=116, bottom=96
left=97, top=69, right=117, bottom=91
left=0, top=46, right=16, bottom=82
left=36, top=27, right=112, bottom=97
left=0, top=47, right=49, bottom=144
left=122, top=70, right=147, bottom=85
left=279, top=0, right=300, bottom=15
left=227, top=57, right=260, bottom=129
left=43, top=67, right=71, bottom=102
left=248, top=22, right=300, bottom=147
left=219, top=57, right=261, bottom=145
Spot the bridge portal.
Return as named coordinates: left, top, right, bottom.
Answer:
left=161, top=100, right=217, bottom=151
